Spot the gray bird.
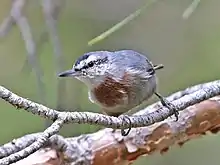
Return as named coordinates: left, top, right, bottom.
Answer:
left=58, top=50, right=178, bottom=136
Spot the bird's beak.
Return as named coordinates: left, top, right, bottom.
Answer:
left=58, top=69, right=80, bottom=77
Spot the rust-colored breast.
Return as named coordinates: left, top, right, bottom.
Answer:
left=93, top=75, right=131, bottom=108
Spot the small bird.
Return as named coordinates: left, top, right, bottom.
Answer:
left=58, top=50, right=179, bottom=136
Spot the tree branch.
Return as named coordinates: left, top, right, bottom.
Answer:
left=0, top=0, right=46, bottom=107
left=0, top=80, right=219, bottom=130
left=0, top=80, right=220, bottom=164
left=0, top=119, right=64, bottom=164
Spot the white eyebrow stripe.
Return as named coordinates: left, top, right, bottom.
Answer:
left=87, top=55, right=97, bottom=62
left=75, top=60, right=85, bottom=70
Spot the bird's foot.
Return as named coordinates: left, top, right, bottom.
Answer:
left=155, top=92, right=179, bottom=121
left=118, top=115, right=132, bottom=136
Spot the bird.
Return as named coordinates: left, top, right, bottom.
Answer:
left=58, top=50, right=179, bottom=136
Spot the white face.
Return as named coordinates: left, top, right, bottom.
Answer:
left=73, top=51, right=110, bottom=87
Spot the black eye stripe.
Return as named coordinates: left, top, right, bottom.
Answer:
left=86, top=57, right=108, bottom=68
left=82, top=65, right=89, bottom=70
left=75, top=56, right=108, bottom=71
left=96, top=57, right=108, bottom=64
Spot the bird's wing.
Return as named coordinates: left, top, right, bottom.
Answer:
left=125, top=65, right=154, bottom=81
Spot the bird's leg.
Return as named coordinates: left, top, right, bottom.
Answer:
left=102, top=109, right=132, bottom=136
left=154, top=92, right=179, bottom=121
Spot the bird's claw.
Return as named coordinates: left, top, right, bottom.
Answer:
left=155, top=92, right=179, bottom=121
left=161, top=98, right=179, bottom=121
left=119, top=115, right=132, bottom=136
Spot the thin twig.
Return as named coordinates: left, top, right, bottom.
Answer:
left=182, top=0, right=201, bottom=20
left=0, top=0, right=46, bottom=106
left=0, top=133, right=42, bottom=159
left=88, top=0, right=159, bottom=46
left=0, top=119, right=64, bottom=165
left=41, top=0, right=67, bottom=128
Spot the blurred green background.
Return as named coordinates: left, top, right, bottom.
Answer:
left=0, top=0, right=220, bottom=164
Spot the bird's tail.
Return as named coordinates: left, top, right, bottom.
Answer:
left=153, top=64, right=164, bottom=70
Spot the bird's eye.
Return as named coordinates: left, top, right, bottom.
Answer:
left=88, top=61, right=94, bottom=67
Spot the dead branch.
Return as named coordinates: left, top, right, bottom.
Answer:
left=1, top=119, right=64, bottom=164
left=0, top=0, right=46, bottom=106
left=0, top=80, right=220, bottom=164
left=2, top=96, right=220, bottom=165
left=41, top=0, right=68, bottom=128
left=0, top=0, right=68, bottom=129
